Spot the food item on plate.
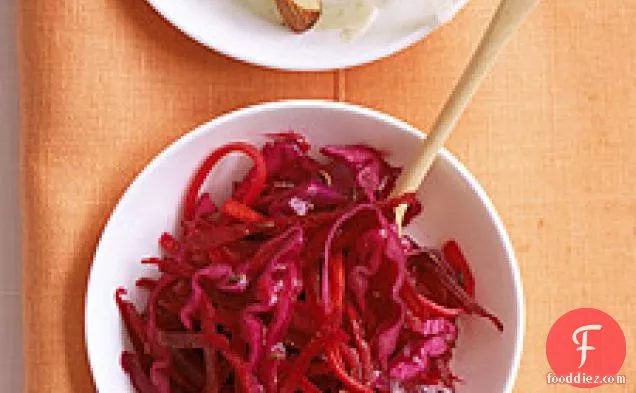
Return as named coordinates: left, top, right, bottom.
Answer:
left=316, top=0, right=379, bottom=40
left=116, top=133, right=502, bottom=393
left=246, top=0, right=379, bottom=38
left=276, top=0, right=322, bottom=32
left=251, top=0, right=457, bottom=39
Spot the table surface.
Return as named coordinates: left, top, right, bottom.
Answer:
left=0, top=0, right=23, bottom=391
left=12, top=1, right=636, bottom=392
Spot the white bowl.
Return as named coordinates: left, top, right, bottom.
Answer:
left=145, top=0, right=470, bottom=71
left=85, top=100, right=523, bottom=392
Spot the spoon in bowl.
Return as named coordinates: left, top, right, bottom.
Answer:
left=392, top=0, right=541, bottom=232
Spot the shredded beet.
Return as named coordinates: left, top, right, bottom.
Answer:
left=117, top=133, right=502, bottom=393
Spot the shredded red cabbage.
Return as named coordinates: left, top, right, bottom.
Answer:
left=116, top=133, right=502, bottom=393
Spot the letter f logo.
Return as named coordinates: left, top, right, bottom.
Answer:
left=572, top=324, right=602, bottom=368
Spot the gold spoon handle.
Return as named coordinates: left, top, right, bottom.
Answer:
left=393, top=0, right=540, bottom=200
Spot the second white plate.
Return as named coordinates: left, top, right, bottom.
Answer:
left=145, top=0, right=469, bottom=71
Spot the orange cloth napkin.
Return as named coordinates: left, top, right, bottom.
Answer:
left=20, top=0, right=635, bottom=392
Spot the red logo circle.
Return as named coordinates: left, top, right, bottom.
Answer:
left=546, top=308, right=626, bottom=388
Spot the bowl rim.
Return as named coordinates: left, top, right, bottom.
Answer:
left=85, top=99, right=524, bottom=392
left=143, top=0, right=471, bottom=71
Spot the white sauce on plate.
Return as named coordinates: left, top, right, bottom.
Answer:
left=242, top=0, right=457, bottom=40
